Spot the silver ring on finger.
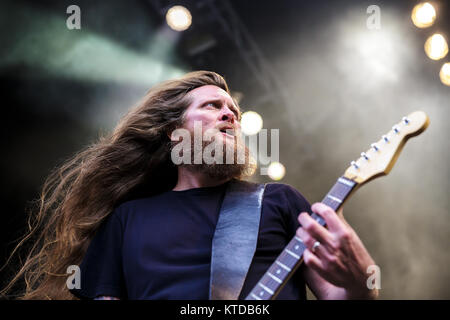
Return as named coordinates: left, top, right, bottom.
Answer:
left=312, top=241, right=321, bottom=253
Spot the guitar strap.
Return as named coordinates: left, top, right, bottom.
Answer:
left=209, top=179, right=266, bottom=300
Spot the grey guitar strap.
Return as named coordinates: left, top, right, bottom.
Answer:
left=209, top=179, right=266, bottom=300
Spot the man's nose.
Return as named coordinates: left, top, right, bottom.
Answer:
left=219, top=106, right=235, bottom=123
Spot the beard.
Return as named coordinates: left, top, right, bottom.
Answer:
left=171, top=130, right=256, bottom=181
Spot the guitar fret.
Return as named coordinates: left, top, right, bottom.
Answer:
left=328, top=186, right=350, bottom=199
left=322, top=199, right=339, bottom=212
left=267, top=272, right=282, bottom=284
left=281, top=249, right=301, bottom=267
left=329, top=191, right=346, bottom=200
left=338, top=177, right=355, bottom=187
left=275, top=260, right=291, bottom=272
left=326, top=194, right=342, bottom=203
left=251, top=293, right=262, bottom=300
left=258, top=282, right=274, bottom=295
left=285, top=248, right=300, bottom=259
left=270, top=266, right=287, bottom=279
left=321, top=178, right=355, bottom=212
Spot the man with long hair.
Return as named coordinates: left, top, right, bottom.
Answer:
left=1, top=71, right=378, bottom=300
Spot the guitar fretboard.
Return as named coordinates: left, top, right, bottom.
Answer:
left=245, top=176, right=357, bottom=300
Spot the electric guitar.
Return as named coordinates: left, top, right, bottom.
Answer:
left=245, top=111, right=430, bottom=300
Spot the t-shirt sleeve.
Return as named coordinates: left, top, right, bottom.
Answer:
left=69, top=209, right=127, bottom=299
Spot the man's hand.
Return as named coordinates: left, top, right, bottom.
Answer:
left=296, top=202, right=378, bottom=299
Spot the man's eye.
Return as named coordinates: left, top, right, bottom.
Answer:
left=204, top=102, right=239, bottom=117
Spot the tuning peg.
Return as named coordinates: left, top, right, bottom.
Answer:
left=392, top=125, right=400, bottom=134
left=402, top=116, right=410, bottom=125
left=361, top=152, right=369, bottom=160
left=382, top=135, right=390, bottom=143
left=351, top=161, right=359, bottom=169
left=371, top=143, right=379, bottom=151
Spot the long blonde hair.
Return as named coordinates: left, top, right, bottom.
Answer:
left=1, top=71, right=231, bottom=299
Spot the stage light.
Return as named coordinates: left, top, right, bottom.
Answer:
left=424, top=34, right=448, bottom=60
left=267, top=162, right=286, bottom=181
left=240, top=111, right=263, bottom=135
left=166, top=5, right=192, bottom=31
left=411, top=2, right=436, bottom=28
left=440, top=62, right=450, bottom=86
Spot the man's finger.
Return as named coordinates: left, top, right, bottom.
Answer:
left=303, top=248, right=325, bottom=273
left=297, top=212, right=333, bottom=248
left=311, top=202, right=345, bottom=233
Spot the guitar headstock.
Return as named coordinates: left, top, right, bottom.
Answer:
left=344, top=111, right=429, bottom=185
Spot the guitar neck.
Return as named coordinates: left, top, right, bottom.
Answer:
left=244, top=111, right=429, bottom=300
left=245, top=176, right=357, bottom=300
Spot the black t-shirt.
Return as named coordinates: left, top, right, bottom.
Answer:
left=70, top=181, right=311, bottom=300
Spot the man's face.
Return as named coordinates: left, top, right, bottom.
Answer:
left=170, top=84, right=254, bottom=179
left=181, top=85, right=241, bottom=146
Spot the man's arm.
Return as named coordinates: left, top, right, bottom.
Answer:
left=297, top=203, right=379, bottom=300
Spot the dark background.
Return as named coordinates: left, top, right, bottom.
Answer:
left=1, top=0, right=449, bottom=298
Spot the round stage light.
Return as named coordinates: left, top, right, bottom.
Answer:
left=424, top=34, right=448, bottom=60
left=166, top=5, right=192, bottom=32
left=411, top=2, right=436, bottom=28
left=267, top=162, right=286, bottom=181
left=439, top=62, right=450, bottom=86
left=241, top=111, right=263, bottom=135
